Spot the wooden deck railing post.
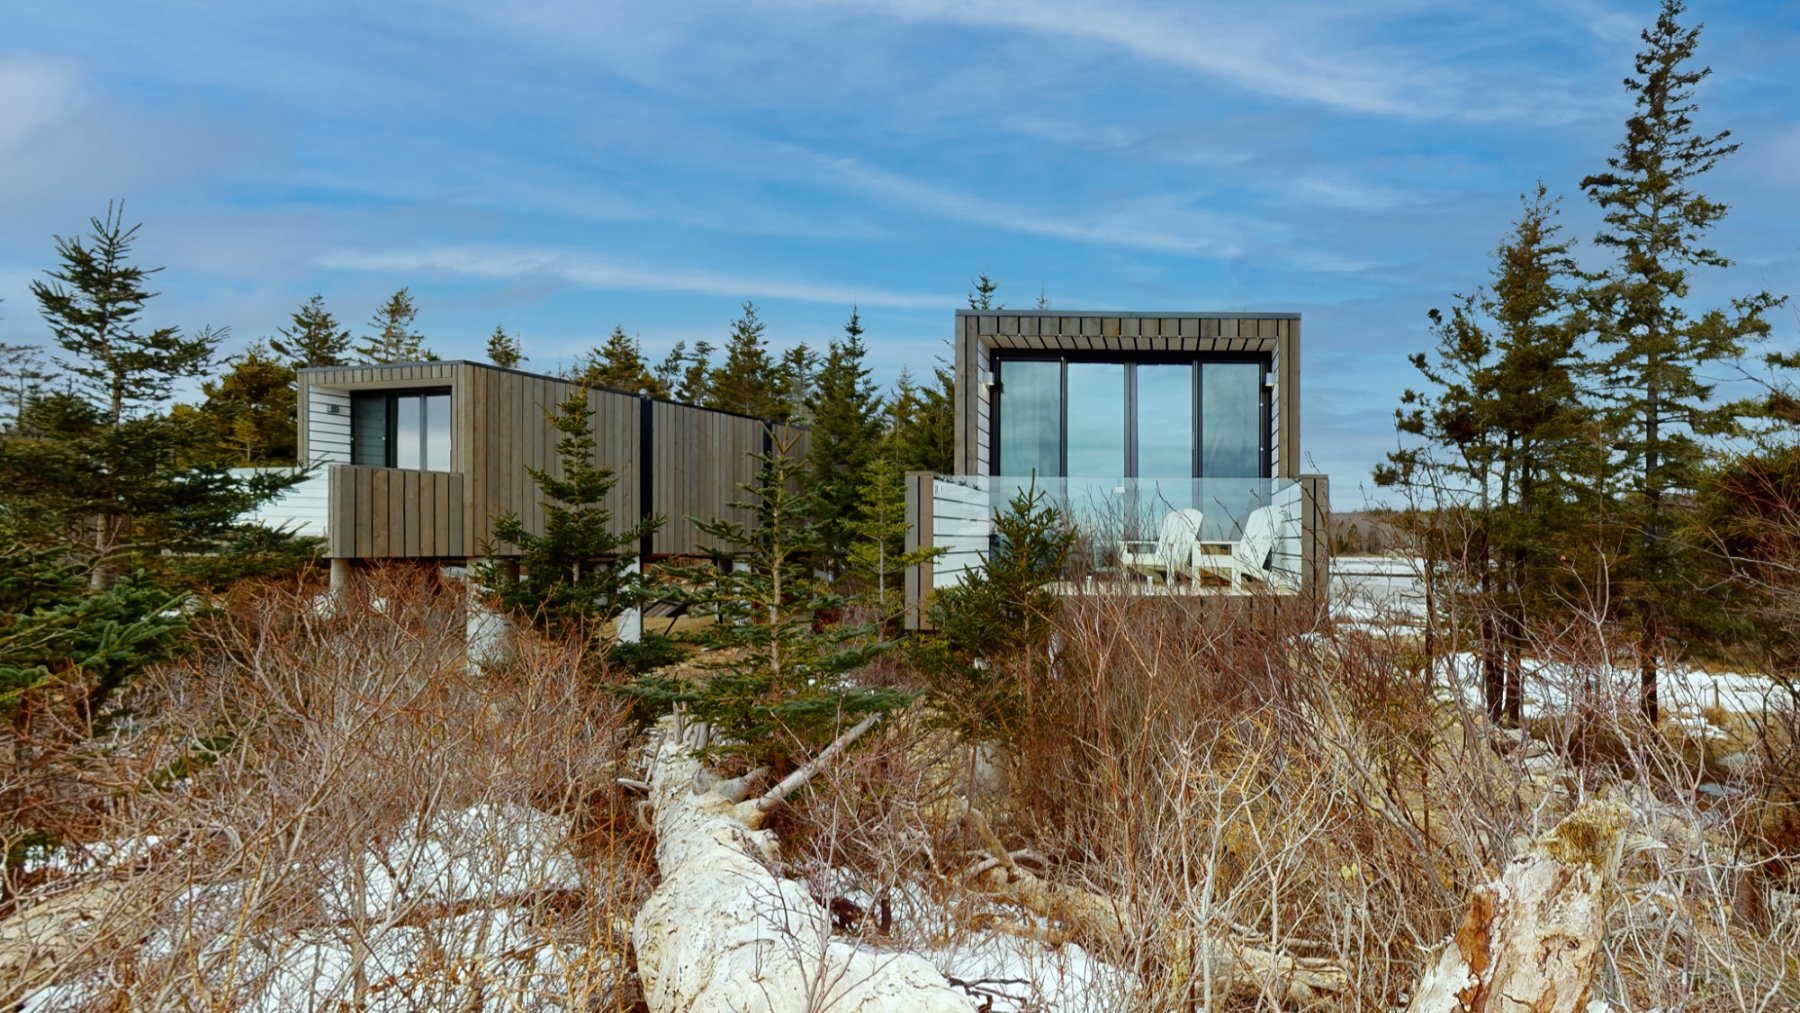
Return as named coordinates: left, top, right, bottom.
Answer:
left=904, top=471, right=936, bottom=632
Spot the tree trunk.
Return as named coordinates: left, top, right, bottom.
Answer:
left=631, top=720, right=975, bottom=1012
left=1406, top=800, right=1628, bottom=1013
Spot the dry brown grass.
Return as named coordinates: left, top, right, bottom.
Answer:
left=2, top=569, right=651, bottom=1011
left=778, top=582, right=1800, bottom=1010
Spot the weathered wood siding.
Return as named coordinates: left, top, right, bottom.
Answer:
left=649, top=400, right=777, bottom=556
left=953, top=311, right=1302, bottom=479
left=459, top=366, right=642, bottom=556
left=300, top=361, right=798, bottom=560
left=327, top=464, right=466, bottom=558
left=1298, top=473, right=1330, bottom=599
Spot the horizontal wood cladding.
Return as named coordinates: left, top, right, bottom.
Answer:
left=328, top=465, right=465, bottom=558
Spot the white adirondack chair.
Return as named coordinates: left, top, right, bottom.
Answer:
left=1119, top=508, right=1205, bottom=584
left=1195, top=504, right=1287, bottom=591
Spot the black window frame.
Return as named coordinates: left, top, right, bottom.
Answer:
left=989, top=351, right=1271, bottom=479
left=350, top=387, right=453, bottom=470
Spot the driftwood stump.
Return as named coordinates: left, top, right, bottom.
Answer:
left=1407, top=800, right=1629, bottom=1013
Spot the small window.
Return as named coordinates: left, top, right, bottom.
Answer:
left=351, top=389, right=451, bottom=470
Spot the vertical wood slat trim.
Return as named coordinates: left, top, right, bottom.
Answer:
left=371, top=469, right=389, bottom=557
left=1282, top=319, right=1301, bottom=477
left=468, top=367, right=485, bottom=555
left=903, top=471, right=935, bottom=631
left=326, top=466, right=465, bottom=558
left=404, top=470, right=421, bottom=556
left=356, top=467, right=374, bottom=557
left=388, top=469, right=405, bottom=558
left=1300, top=474, right=1329, bottom=599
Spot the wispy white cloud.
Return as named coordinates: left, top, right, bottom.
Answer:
left=316, top=245, right=949, bottom=310
left=0, top=55, right=84, bottom=152
left=791, top=150, right=1244, bottom=256
left=789, top=0, right=1455, bottom=119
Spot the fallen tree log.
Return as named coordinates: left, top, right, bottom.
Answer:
left=631, top=718, right=977, bottom=1012
left=1406, top=800, right=1629, bottom=1013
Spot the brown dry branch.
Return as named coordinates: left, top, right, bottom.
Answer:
left=1, top=569, right=652, bottom=1011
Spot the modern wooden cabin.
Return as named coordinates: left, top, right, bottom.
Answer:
left=271, top=360, right=801, bottom=571
left=905, top=311, right=1329, bottom=624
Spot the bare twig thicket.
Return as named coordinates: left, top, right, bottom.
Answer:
left=787, top=557, right=1798, bottom=1010
left=2, top=569, right=651, bottom=1011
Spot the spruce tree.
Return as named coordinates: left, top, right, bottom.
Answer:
left=31, top=203, right=213, bottom=424
left=182, top=341, right=299, bottom=466
left=573, top=324, right=666, bottom=395
left=708, top=302, right=781, bottom=420
left=270, top=294, right=351, bottom=368
left=968, top=273, right=999, bottom=311
left=846, top=453, right=943, bottom=622
left=484, top=387, right=661, bottom=644
left=919, top=483, right=1072, bottom=750
left=805, top=308, right=883, bottom=578
left=888, top=365, right=955, bottom=474
left=12, top=208, right=303, bottom=589
left=0, top=342, right=55, bottom=432
left=1378, top=186, right=1597, bottom=724
left=774, top=343, right=817, bottom=424
left=630, top=429, right=910, bottom=771
left=666, top=340, right=715, bottom=403
left=1579, top=0, right=1780, bottom=719
left=653, top=340, right=689, bottom=399
left=356, top=288, right=435, bottom=363
left=486, top=324, right=525, bottom=368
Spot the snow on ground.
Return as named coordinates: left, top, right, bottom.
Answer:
left=20, top=803, right=604, bottom=1012
left=1431, top=650, right=1779, bottom=720
left=1330, top=555, right=1783, bottom=719
left=927, top=934, right=1138, bottom=1011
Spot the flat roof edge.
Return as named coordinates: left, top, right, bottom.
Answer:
left=954, top=310, right=1301, bottom=319
left=295, top=360, right=802, bottom=427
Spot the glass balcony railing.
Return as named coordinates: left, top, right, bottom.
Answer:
left=945, top=474, right=1295, bottom=542
left=922, top=474, right=1306, bottom=587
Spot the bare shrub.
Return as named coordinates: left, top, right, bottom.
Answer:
left=3, top=568, right=650, bottom=1011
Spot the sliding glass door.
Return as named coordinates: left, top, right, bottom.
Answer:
left=994, top=356, right=1269, bottom=537
left=351, top=389, right=452, bottom=470
left=994, top=357, right=1266, bottom=480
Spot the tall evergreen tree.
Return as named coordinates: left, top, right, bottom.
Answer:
left=708, top=302, right=783, bottom=419
left=355, top=288, right=435, bottom=363
left=12, top=208, right=305, bottom=588
left=181, top=340, right=299, bottom=466
left=1579, top=0, right=1781, bottom=719
left=846, top=453, right=943, bottom=622
left=573, top=324, right=666, bottom=396
left=269, top=294, right=351, bottom=368
left=1377, top=186, right=1597, bottom=724
left=629, top=429, right=909, bottom=771
left=805, top=308, right=883, bottom=577
left=652, top=340, right=689, bottom=399
left=30, top=204, right=213, bottom=424
left=0, top=342, right=55, bottom=432
left=484, top=388, right=661, bottom=645
left=486, top=324, right=525, bottom=368
left=888, top=364, right=955, bottom=474
left=673, top=340, right=715, bottom=404
left=775, top=343, right=817, bottom=424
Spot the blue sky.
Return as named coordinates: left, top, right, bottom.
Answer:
left=3, top=0, right=1797, bottom=498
